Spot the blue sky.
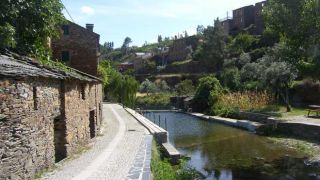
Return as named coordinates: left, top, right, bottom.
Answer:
left=62, top=0, right=263, bottom=48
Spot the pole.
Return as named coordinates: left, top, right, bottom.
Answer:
left=165, top=117, right=167, bottom=130
left=158, top=115, right=161, bottom=127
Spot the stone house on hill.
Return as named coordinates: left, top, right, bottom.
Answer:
left=51, top=22, right=100, bottom=76
left=0, top=52, right=103, bottom=179
left=221, top=1, right=267, bottom=35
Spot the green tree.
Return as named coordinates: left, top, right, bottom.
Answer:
left=175, top=80, right=195, bottom=96
left=228, top=32, right=258, bottom=55
left=192, top=75, right=223, bottom=112
left=194, top=19, right=229, bottom=72
left=139, top=79, right=158, bottom=95
left=157, top=35, right=163, bottom=44
left=263, top=0, right=320, bottom=76
left=0, top=0, right=65, bottom=58
left=221, top=68, right=241, bottom=91
left=121, top=37, right=132, bottom=55
left=256, top=46, right=298, bottom=112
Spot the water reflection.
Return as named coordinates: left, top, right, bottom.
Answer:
left=144, top=112, right=320, bottom=180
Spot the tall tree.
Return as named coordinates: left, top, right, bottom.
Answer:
left=121, top=37, right=132, bottom=55
left=157, top=35, right=163, bottom=44
left=194, top=19, right=229, bottom=72
left=0, top=0, right=65, bottom=58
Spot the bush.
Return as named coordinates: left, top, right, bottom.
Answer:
left=212, top=91, right=274, bottom=116
left=220, top=68, right=241, bottom=91
left=139, top=79, right=158, bottom=94
left=175, top=80, right=195, bottom=96
left=193, top=75, right=223, bottom=112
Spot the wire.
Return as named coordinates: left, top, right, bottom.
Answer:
left=63, top=4, right=75, bottom=23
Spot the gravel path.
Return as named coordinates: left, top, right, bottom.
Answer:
left=41, top=104, right=152, bottom=180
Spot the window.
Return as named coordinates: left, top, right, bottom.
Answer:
left=62, top=25, right=69, bottom=35
left=80, top=84, right=86, bottom=100
left=61, top=51, right=70, bottom=62
left=33, top=87, right=38, bottom=110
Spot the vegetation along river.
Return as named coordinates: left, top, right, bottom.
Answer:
left=144, top=112, right=320, bottom=180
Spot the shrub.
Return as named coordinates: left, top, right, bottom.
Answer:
left=139, top=79, right=158, bottom=94
left=193, top=75, right=223, bottom=112
left=175, top=80, right=195, bottom=96
left=212, top=91, right=274, bottom=116
left=220, top=68, right=241, bottom=91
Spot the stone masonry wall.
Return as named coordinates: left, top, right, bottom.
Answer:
left=51, top=23, right=100, bottom=76
left=0, top=77, right=103, bottom=179
left=0, top=77, right=61, bottom=179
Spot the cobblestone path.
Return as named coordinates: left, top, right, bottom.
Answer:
left=41, top=104, right=152, bottom=180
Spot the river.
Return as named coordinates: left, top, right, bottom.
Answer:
left=144, top=112, right=320, bottom=180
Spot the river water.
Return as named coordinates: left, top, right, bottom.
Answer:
left=144, top=112, right=320, bottom=180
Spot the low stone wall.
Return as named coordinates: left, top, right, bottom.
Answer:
left=231, top=111, right=278, bottom=124
left=274, top=122, right=320, bottom=141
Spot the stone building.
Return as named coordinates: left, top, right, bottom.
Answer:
left=221, top=0, right=267, bottom=35
left=51, top=22, right=100, bottom=76
left=0, top=52, right=103, bottom=179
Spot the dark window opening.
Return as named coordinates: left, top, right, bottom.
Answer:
left=33, top=87, right=38, bottom=110
left=80, top=84, right=86, bottom=100
left=54, top=116, right=67, bottom=162
left=62, top=25, right=69, bottom=35
left=89, top=110, right=96, bottom=138
left=61, top=51, right=70, bottom=62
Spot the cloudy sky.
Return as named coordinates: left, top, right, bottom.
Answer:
left=62, top=0, right=263, bottom=47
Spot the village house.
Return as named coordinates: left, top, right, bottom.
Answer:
left=51, top=22, right=100, bottom=76
left=221, top=1, right=267, bottom=35
left=0, top=51, right=103, bottom=179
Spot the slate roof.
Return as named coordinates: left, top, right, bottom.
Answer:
left=0, top=51, right=101, bottom=82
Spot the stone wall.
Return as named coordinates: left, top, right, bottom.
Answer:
left=0, top=77, right=103, bottom=179
left=0, top=77, right=61, bottom=179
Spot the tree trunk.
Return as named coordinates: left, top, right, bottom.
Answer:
left=285, top=86, right=291, bottom=112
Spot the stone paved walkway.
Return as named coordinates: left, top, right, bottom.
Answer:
left=283, top=115, right=320, bottom=126
left=41, top=104, right=152, bottom=180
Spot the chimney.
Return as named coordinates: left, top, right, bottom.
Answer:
left=86, top=24, right=94, bottom=32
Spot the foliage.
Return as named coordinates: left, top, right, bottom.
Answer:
left=0, top=0, right=65, bottom=59
left=139, top=79, right=158, bottom=94
left=136, top=93, right=171, bottom=110
left=220, top=68, right=241, bottom=91
left=151, top=141, right=203, bottom=180
left=157, top=80, right=171, bottom=92
left=240, top=62, right=261, bottom=82
left=212, top=91, right=274, bottom=116
left=194, top=19, right=229, bottom=72
left=263, top=0, right=320, bottom=77
left=228, top=32, right=258, bottom=55
left=98, top=60, right=113, bottom=86
left=175, top=80, right=195, bottom=96
left=101, top=62, right=139, bottom=107
left=193, top=75, right=223, bottom=112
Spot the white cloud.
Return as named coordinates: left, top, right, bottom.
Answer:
left=81, top=6, right=95, bottom=15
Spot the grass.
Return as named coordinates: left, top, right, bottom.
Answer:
left=151, top=141, right=177, bottom=180
left=256, top=105, right=309, bottom=118
left=171, top=59, right=192, bottom=66
left=151, top=141, right=204, bottom=180
left=268, top=136, right=320, bottom=157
